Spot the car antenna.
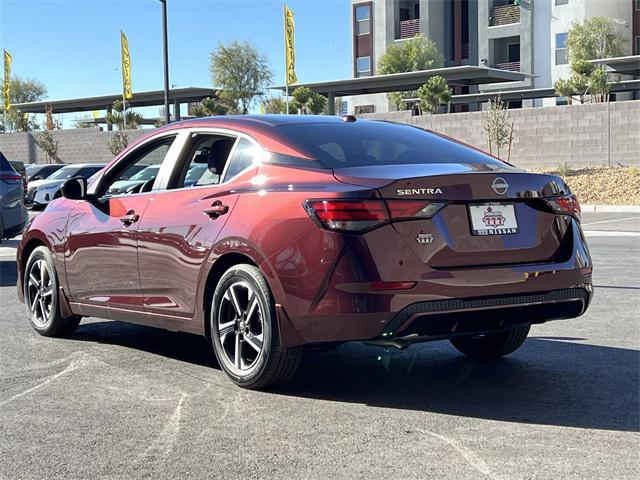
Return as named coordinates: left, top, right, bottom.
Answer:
left=340, top=115, right=357, bottom=123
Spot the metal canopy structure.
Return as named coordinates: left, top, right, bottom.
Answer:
left=404, top=79, right=640, bottom=105
left=13, top=86, right=217, bottom=116
left=591, top=55, right=640, bottom=77
left=270, top=66, right=530, bottom=113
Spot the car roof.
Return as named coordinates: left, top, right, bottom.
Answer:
left=174, top=114, right=346, bottom=129
left=61, top=163, right=106, bottom=168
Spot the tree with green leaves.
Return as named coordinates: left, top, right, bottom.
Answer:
left=105, top=99, right=143, bottom=130
left=0, top=76, right=47, bottom=132
left=191, top=96, right=230, bottom=117
left=35, top=130, right=59, bottom=164
left=105, top=100, right=142, bottom=156
left=554, top=17, right=625, bottom=104
left=416, top=76, right=451, bottom=114
left=209, top=40, right=273, bottom=114
left=566, top=16, right=624, bottom=63
left=262, top=96, right=288, bottom=114
left=377, top=37, right=444, bottom=110
left=481, top=96, right=514, bottom=161
left=291, top=87, right=327, bottom=115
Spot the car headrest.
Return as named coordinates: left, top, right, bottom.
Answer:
left=207, top=138, right=236, bottom=173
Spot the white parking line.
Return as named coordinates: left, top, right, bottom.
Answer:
left=582, top=216, right=640, bottom=226
left=583, top=230, right=640, bottom=237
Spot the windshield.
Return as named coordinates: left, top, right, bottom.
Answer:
left=274, top=121, right=504, bottom=169
left=185, top=164, right=207, bottom=181
left=129, top=165, right=160, bottom=181
left=46, top=166, right=81, bottom=180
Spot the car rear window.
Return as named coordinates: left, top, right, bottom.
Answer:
left=274, top=121, right=504, bottom=169
left=0, top=151, right=14, bottom=171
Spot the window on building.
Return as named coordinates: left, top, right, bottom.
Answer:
left=636, top=0, right=640, bottom=11
left=356, top=56, right=371, bottom=75
left=635, top=36, right=640, bottom=55
left=556, top=96, right=568, bottom=106
left=555, top=32, right=568, bottom=65
left=555, top=0, right=569, bottom=6
left=354, top=105, right=375, bottom=115
left=355, top=5, right=371, bottom=35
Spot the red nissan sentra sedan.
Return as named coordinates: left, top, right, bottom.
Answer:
left=17, top=115, right=593, bottom=389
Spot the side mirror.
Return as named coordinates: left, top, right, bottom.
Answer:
left=61, top=177, right=88, bottom=200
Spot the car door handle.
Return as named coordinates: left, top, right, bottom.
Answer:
left=119, top=211, right=140, bottom=226
left=203, top=200, right=229, bottom=218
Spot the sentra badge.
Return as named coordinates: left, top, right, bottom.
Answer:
left=397, top=188, right=443, bottom=196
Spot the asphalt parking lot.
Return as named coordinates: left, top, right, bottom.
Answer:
left=0, top=212, right=638, bottom=479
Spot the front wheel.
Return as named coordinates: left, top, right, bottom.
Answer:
left=210, top=264, right=301, bottom=389
left=24, top=246, right=81, bottom=337
left=450, top=325, right=530, bottom=359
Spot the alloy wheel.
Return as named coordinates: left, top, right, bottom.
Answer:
left=27, top=259, right=54, bottom=328
left=217, top=281, right=265, bottom=375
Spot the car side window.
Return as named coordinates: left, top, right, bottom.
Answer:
left=223, top=138, right=257, bottom=182
left=171, top=133, right=238, bottom=189
left=101, top=137, right=175, bottom=197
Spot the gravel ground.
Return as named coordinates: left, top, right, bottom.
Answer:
left=532, top=167, right=640, bottom=205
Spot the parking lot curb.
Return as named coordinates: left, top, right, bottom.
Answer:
left=581, top=205, right=640, bottom=213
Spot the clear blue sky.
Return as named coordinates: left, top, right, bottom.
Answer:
left=0, top=0, right=352, bottom=121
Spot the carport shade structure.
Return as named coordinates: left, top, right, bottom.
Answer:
left=270, top=65, right=530, bottom=114
left=12, top=86, right=219, bottom=129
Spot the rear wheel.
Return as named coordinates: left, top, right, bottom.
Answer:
left=24, top=246, right=81, bottom=337
left=450, top=325, right=530, bottom=359
left=210, top=264, right=301, bottom=389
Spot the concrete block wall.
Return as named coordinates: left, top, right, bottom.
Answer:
left=0, top=128, right=148, bottom=165
left=362, top=100, right=640, bottom=170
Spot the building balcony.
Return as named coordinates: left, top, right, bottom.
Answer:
left=494, top=61, right=520, bottom=72
left=398, top=18, right=420, bottom=39
left=489, top=4, right=520, bottom=26
left=448, top=44, right=470, bottom=61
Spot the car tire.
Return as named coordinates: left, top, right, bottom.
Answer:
left=450, top=325, right=530, bottom=359
left=210, top=264, right=302, bottom=389
left=24, top=246, right=81, bottom=337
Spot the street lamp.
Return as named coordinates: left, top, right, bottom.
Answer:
left=159, top=0, right=170, bottom=125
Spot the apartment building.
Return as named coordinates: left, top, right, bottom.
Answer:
left=350, top=0, right=635, bottom=113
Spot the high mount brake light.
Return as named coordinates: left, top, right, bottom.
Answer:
left=304, top=199, right=444, bottom=232
left=547, top=194, right=581, bottom=221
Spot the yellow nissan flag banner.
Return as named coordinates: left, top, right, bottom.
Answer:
left=284, top=5, right=297, bottom=86
left=120, top=31, right=133, bottom=100
left=3, top=49, right=12, bottom=112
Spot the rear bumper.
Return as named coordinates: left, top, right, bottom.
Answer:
left=281, top=219, right=593, bottom=346
left=367, top=287, right=591, bottom=348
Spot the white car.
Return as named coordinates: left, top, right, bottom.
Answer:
left=29, top=163, right=105, bottom=208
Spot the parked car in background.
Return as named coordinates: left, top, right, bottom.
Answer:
left=1, top=152, right=28, bottom=241
left=25, top=164, right=65, bottom=182
left=29, top=163, right=105, bottom=209
left=107, top=164, right=161, bottom=195
left=8, top=160, right=28, bottom=193
left=16, top=116, right=593, bottom=389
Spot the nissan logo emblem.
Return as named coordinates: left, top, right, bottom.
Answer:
left=491, top=177, right=509, bottom=195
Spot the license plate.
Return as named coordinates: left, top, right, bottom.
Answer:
left=468, top=203, right=518, bottom=236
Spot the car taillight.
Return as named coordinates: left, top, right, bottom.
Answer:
left=304, top=199, right=389, bottom=232
left=547, top=194, right=581, bottom=221
left=0, top=173, right=23, bottom=182
left=385, top=200, right=445, bottom=220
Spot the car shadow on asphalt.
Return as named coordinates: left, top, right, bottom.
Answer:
left=0, top=260, right=18, bottom=287
left=72, top=320, right=638, bottom=433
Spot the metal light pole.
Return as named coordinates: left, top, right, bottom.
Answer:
left=159, top=0, right=170, bottom=124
